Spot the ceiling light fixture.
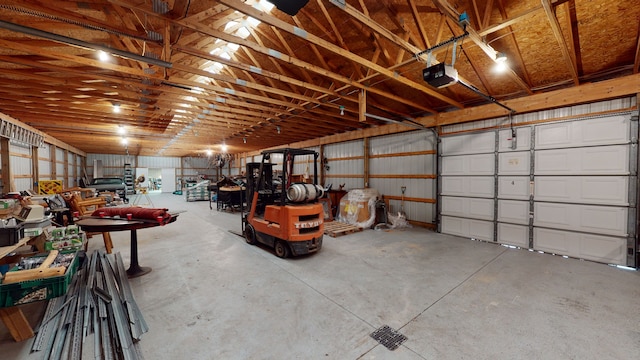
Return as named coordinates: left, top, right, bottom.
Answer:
left=121, top=137, right=128, bottom=145
left=276, top=126, right=281, bottom=134
left=494, top=52, right=508, bottom=72
left=339, top=106, right=345, bottom=116
left=221, top=144, right=228, bottom=153
left=117, top=125, right=125, bottom=135
left=243, top=137, right=247, bottom=143
left=98, top=50, right=109, bottom=62
left=206, top=149, right=213, bottom=157
left=113, top=104, right=121, bottom=113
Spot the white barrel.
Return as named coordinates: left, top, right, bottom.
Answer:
left=287, top=183, right=324, bottom=203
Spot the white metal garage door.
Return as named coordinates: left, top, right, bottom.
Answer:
left=439, top=113, right=637, bottom=267
left=440, top=131, right=496, bottom=241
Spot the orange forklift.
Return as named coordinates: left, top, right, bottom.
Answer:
left=242, top=148, right=325, bottom=258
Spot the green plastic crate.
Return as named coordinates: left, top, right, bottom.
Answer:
left=0, top=251, right=81, bottom=308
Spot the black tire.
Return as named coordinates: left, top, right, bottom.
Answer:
left=274, top=240, right=290, bottom=258
left=244, top=223, right=257, bottom=245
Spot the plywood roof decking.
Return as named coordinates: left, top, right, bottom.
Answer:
left=0, top=0, right=637, bottom=157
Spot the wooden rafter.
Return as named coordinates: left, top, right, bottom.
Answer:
left=492, top=0, right=533, bottom=87
left=541, top=0, right=579, bottom=85
left=407, top=0, right=432, bottom=49
left=432, top=0, right=532, bottom=94
left=219, top=0, right=463, bottom=108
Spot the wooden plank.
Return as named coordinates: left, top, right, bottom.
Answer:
left=0, top=307, right=34, bottom=342
left=0, top=236, right=31, bottom=259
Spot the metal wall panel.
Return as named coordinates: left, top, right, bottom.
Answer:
left=534, top=145, right=629, bottom=175
left=55, top=162, right=65, bottom=180
left=138, top=156, right=181, bottom=168
left=55, top=147, right=64, bottom=161
left=368, top=130, right=435, bottom=225
left=369, top=178, right=434, bottom=201
left=534, top=176, right=629, bottom=205
left=370, top=131, right=435, bottom=154
left=39, top=159, right=51, bottom=178
left=369, top=155, right=434, bottom=174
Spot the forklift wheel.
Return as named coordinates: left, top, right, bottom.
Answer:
left=244, top=224, right=257, bottom=245
left=274, top=240, right=290, bottom=258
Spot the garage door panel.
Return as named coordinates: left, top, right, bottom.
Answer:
left=441, top=132, right=495, bottom=155
left=498, top=200, right=529, bottom=224
left=498, top=223, right=529, bottom=248
left=533, top=228, right=626, bottom=265
left=580, top=116, right=628, bottom=144
left=499, top=127, right=531, bottom=151
left=442, top=154, right=494, bottom=175
left=535, top=145, right=629, bottom=175
left=441, top=197, right=493, bottom=220
left=441, top=216, right=467, bottom=237
left=498, top=152, right=530, bottom=175
left=534, top=176, right=629, bottom=205
left=441, top=216, right=494, bottom=241
left=535, top=115, right=629, bottom=149
left=536, top=123, right=571, bottom=148
left=580, top=234, right=626, bottom=265
left=534, top=227, right=573, bottom=254
left=534, top=203, right=627, bottom=236
left=470, top=220, right=494, bottom=241
left=468, top=198, right=494, bottom=220
left=498, top=176, right=530, bottom=200
left=441, top=176, right=494, bottom=197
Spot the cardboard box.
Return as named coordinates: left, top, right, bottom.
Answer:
left=339, top=200, right=371, bottom=223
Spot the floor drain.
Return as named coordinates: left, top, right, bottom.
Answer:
left=370, top=325, right=407, bottom=351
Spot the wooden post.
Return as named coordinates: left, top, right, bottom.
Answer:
left=0, top=137, right=12, bottom=192
left=363, top=137, right=369, bottom=188
left=31, top=145, right=39, bottom=192
left=359, top=89, right=366, bottom=123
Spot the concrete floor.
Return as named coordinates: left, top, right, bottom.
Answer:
left=2, top=192, right=639, bottom=359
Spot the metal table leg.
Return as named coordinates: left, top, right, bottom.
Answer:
left=126, top=229, right=151, bottom=278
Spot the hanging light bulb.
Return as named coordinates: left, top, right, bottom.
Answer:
left=494, top=52, right=508, bottom=72
left=276, top=126, right=281, bottom=134
left=243, top=137, right=247, bottom=143
left=98, top=50, right=110, bottom=62
left=339, top=106, right=345, bottom=116
left=113, top=104, right=121, bottom=113
left=206, top=149, right=213, bottom=157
